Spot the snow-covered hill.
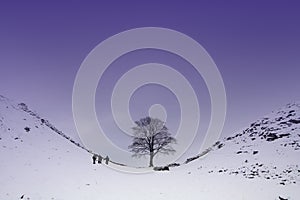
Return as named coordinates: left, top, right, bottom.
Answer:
left=182, top=102, right=300, bottom=186
left=0, top=95, right=299, bottom=200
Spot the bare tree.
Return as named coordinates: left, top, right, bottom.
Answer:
left=128, top=117, right=176, bottom=167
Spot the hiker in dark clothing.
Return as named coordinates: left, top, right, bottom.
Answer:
left=105, top=156, right=109, bottom=165
left=97, top=155, right=103, bottom=164
left=92, top=154, right=97, bottom=164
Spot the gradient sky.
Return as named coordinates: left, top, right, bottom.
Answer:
left=1, top=1, right=300, bottom=160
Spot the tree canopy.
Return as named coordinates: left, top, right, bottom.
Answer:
left=128, top=117, right=176, bottom=167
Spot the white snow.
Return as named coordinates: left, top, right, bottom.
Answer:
left=0, top=95, right=299, bottom=200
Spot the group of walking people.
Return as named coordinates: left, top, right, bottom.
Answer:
left=92, top=154, right=109, bottom=165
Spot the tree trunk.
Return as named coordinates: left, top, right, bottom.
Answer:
left=149, top=151, right=154, bottom=167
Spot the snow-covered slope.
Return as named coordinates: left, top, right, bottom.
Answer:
left=183, top=102, right=300, bottom=186
left=0, top=95, right=299, bottom=200
left=0, top=95, right=94, bottom=199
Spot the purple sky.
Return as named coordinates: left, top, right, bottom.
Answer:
left=1, top=1, right=300, bottom=156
